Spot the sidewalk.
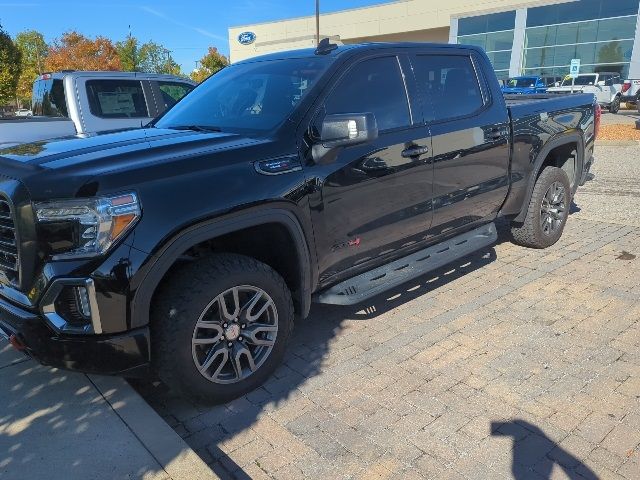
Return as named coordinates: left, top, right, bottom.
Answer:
left=0, top=340, right=214, bottom=480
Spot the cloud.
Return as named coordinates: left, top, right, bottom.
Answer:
left=140, top=5, right=226, bottom=42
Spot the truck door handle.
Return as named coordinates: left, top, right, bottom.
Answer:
left=401, top=145, right=429, bottom=158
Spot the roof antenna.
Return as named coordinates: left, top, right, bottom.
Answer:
left=315, top=37, right=338, bottom=55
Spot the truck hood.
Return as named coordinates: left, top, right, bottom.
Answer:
left=0, top=127, right=262, bottom=199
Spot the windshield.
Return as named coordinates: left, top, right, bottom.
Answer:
left=506, top=77, right=538, bottom=88
left=155, top=57, right=331, bottom=135
left=561, top=75, right=597, bottom=86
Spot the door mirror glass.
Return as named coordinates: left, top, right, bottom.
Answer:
left=312, top=113, right=378, bottom=164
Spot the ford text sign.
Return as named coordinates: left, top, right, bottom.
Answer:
left=238, top=32, right=256, bottom=45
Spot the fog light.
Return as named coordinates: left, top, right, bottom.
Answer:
left=75, top=286, right=91, bottom=318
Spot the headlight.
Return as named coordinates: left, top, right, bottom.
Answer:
left=35, top=192, right=141, bottom=259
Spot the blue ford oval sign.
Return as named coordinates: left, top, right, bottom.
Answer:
left=238, top=32, right=256, bottom=45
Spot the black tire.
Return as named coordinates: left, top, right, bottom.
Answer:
left=609, top=96, right=620, bottom=114
left=511, top=166, right=571, bottom=249
left=151, top=253, right=294, bottom=404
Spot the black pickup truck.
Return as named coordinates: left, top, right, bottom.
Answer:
left=0, top=41, right=598, bottom=402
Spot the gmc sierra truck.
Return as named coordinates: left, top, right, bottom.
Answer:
left=0, top=71, right=195, bottom=148
left=0, top=41, right=598, bottom=403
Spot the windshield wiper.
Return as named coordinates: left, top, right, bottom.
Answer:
left=171, top=125, right=223, bottom=133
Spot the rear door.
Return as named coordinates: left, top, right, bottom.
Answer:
left=306, top=54, right=434, bottom=282
left=410, top=51, right=511, bottom=237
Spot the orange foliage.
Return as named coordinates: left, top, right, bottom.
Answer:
left=44, top=31, right=122, bottom=72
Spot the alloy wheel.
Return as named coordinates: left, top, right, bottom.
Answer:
left=540, top=181, right=566, bottom=236
left=191, top=285, right=278, bottom=384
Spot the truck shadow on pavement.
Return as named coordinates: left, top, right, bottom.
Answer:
left=134, top=240, right=503, bottom=478
left=133, top=220, right=590, bottom=478
left=492, top=420, right=598, bottom=480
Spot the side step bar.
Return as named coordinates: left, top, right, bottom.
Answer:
left=315, top=223, right=497, bottom=306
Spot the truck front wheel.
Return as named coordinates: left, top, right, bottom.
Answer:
left=151, top=254, right=294, bottom=403
left=511, top=166, right=571, bottom=249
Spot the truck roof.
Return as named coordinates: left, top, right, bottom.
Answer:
left=234, top=42, right=484, bottom=64
left=37, top=71, right=196, bottom=84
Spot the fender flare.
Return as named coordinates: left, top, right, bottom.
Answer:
left=513, top=131, right=584, bottom=223
left=130, top=208, right=313, bottom=329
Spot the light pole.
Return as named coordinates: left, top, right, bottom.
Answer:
left=315, top=0, right=320, bottom=46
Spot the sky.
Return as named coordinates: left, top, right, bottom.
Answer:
left=0, top=0, right=388, bottom=71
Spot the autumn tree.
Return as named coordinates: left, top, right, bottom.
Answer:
left=15, top=30, right=48, bottom=106
left=0, top=24, right=21, bottom=106
left=190, top=47, right=228, bottom=83
left=45, top=31, right=121, bottom=72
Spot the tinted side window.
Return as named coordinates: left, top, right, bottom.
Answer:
left=413, top=55, right=484, bottom=122
left=157, top=81, right=194, bottom=112
left=86, top=80, right=149, bottom=118
left=325, top=56, right=410, bottom=131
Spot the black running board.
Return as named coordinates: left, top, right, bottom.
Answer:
left=315, top=223, right=497, bottom=305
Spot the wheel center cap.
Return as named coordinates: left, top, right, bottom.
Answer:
left=224, top=324, right=241, bottom=341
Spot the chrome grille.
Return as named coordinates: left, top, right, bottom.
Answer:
left=0, top=198, right=19, bottom=284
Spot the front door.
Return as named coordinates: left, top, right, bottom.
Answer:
left=305, top=55, right=433, bottom=283
left=410, top=51, right=511, bottom=237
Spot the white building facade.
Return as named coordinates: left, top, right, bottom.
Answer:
left=229, top=0, right=640, bottom=80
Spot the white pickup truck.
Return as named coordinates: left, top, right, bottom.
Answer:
left=621, top=79, right=640, bottom=112
left=547, top=72, right=623, bottom=113
left=0, top=71, right=196, bottom=148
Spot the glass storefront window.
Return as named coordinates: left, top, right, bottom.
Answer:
left=527, top=0, right=639, bottom=27
left=596, top=17, right=637, bottom=42
left=524, top=13, right=637, bottom=81
left=486, top=51, right=512, bottom=71
left=485, top=31, right=515, bottom=51
left=526, top=26, right=557, bottom=48
left=458, top=11, right=516, bottom=36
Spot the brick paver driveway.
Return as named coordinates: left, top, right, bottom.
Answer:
left=135, top=145, right=640, bottom=479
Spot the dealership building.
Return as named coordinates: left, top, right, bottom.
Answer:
left=228, top=0, right=640, bottom=80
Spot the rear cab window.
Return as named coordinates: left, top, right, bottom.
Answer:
left=412, top=54, right=485, bottom=123
left=31, top=78, right=69, bottom=117
left=86, top=79, right=149, bottom=118
left=156, top=81, right=194, bottom=112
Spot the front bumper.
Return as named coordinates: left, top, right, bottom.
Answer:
left=0, top=296, right=150, bottom=377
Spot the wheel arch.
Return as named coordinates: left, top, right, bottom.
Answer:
left=130, top=208, right=313, bottom=329
left=513, top=131, right=584, bottom=223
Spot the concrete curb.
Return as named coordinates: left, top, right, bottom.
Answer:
left=90, top=375, right=215, bottom=480
left=595, top=140, right=640, bottom=146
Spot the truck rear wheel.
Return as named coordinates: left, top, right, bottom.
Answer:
left=511, top=166, right=571, bottom=249
left=151, top=254, right=294, bottom=403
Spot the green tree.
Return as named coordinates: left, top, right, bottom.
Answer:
left=139, top=41, right=181, bottom=75
left=15, top=30, right=48, bottom=106
left=0, top=24, right=22, bottom=106
left=190, top=47, right=228, bottom=83
left=116, top=34, right=140, bottom=72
